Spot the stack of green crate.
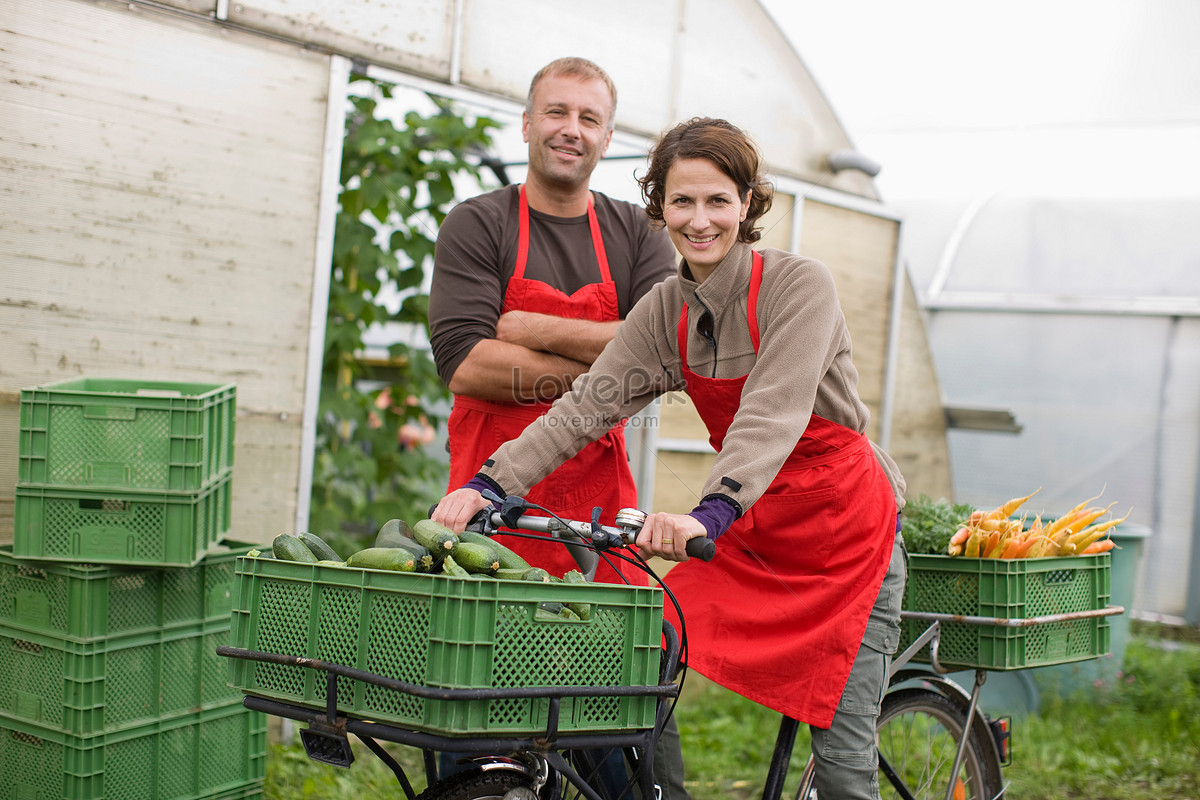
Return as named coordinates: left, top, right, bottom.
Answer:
left=5, top=378, right=265, bottom=800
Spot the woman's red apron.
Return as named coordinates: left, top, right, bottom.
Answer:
left=447, top=185, right=642, bottom=584
left=662, top=250, right=895, bottom=727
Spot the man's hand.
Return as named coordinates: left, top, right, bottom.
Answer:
left=430, top=488, right=493, bottom=533
left=635, top=512, right=708, bottom=562
left=495, top=310, right=620, bottom=364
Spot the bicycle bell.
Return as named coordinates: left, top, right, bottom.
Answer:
left=615, top=507, right=647, bottom=535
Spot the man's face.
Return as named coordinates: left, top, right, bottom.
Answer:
left=522, top=74, right=614, bottom=192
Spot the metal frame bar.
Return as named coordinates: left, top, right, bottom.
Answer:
left=295, top=53, right=352, bottom=535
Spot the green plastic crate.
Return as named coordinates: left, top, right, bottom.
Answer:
left=0, top=619, right=242, bottom=736
left=13, top=476, right=232, bottom=568
left=226, top=557, right=664, bottom=737
left=18, top=378, right=236, bottom=493
left=901, top=553, right=1112, bottom=670
left=0, top=542, right=253, bottom=642
left=0, top=702, right=265, bottom=800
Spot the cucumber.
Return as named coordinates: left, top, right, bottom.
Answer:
left=450, top=541, right=501, bottom=574
left=273, top=533, right=319, bottom=563
left=494, top=567, right=531, bottom=581
left=440, top=554, right=471, bottom=578
left=379, top=534, right=432, bottom=562
left=375, top=518, right=412, bottom=548
left=459, top=531, right=531, bottom=571
left=345, top=547, right=417, bottom=572
left=521, top=567, right=552, bottom=583
left=297, top=531, right=342, bottom=562
left=316, top=560, right=344, bottom=566
left=561, top=570, right=592, bottom=620
left=412, top=519, right=459, bottom=552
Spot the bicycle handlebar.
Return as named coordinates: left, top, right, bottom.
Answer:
left=484, top=510, right=716, bottom=562
left=435, top=496, right=717, bottom=563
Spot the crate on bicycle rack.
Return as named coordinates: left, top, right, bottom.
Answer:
left=18, top=378, right=236, bottom=493
left=900, top=553, right=1112, bottom=670
left=0, top=542, right=253, bottom=641
left=0, top=701, right=265, bottom=800
left=226, top=556, right=664, bottom=737
left=13, top=476, right=233, bottom=568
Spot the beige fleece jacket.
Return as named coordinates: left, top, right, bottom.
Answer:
left=479, top=241, right=906, bottom=514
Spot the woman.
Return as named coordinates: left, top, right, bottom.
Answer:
left=434, top=117, right=907, bottom=800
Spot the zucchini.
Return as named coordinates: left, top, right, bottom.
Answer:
left=273, top=533, right=318, bottom=563
left=297, top=531, right=342, bottom=562
left=440, top=554, right=471, bottom=578
left=375, top=518, right=413, bottom=548
left=345, top=547, right=417, bottom=572
left=460, top=531, right=531, bottom=571
left=412, top=519, right=459, bottom=552
left=450, top=540, right=501, bottom=574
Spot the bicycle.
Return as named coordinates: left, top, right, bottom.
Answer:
left=218, top=499, right=1123, bottom=800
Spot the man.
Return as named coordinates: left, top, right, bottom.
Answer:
left=428, top=57, right=676, bottom=583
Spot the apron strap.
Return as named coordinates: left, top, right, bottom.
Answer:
left=515, top=184, right=611, bottom=283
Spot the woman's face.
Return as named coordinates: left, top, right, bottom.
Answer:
left=662, top=157, right=750, bottom=280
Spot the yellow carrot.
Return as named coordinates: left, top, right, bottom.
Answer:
left=1069, top=509, right=1132, bottom=550
left=964, top=527, right=987, bottom=558
left=994, top=488, right=1041, bottom=519
left=1040, top=488, right=1106, bottom=539
left=1064, top=503, right=1118, bottom=537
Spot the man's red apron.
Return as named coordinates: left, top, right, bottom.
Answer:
left=447, top=185, right=642, bottom=584
left=662, top=250, right=896, bottom=727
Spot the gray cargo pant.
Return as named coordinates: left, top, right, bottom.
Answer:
left=648, top=532, right=907, bottom=800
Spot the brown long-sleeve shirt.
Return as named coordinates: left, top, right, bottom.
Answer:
left=428, top=184, right=677, bottom=385
left=480, top=240, right=906, bottom=515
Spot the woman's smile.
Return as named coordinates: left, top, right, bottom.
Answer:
left=662, top=158, right=750, bottom=282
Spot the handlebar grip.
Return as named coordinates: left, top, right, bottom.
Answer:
left=686, top=537, right=716, bottom=562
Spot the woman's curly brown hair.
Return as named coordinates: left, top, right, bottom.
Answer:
left=638, top=117, right=774, bottom=244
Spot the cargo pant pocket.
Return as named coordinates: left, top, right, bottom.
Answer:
left=810, top=641, right=890, bottom=800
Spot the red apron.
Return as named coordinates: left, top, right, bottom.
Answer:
left=662, top=251, right=895, bottom=727
left=447, top=185, right=642, bottom=584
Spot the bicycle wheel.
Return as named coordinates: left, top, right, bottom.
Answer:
left=794, top=688, right=997, bottom=800
left=416, top=767, right=538, bottom=800
left=875, top=688, right=993, bottom=800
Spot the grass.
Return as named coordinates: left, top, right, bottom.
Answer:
left=262, top=624, right=1200, bottom=799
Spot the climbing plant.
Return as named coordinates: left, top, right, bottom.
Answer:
left=309, top=75, right=500, bottom=545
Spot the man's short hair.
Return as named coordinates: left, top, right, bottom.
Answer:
left=526, top=57, right=618, bottom=132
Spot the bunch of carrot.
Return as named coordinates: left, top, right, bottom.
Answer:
left=947, top=488, right=1130, bottom=559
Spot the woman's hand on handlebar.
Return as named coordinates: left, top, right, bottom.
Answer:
left=430, top=488, right=491, bottom=533
left=636, top=512, right=709, bottom=562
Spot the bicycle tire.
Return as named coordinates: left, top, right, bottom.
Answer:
left=415, top=767, right=538, bottom=800
left=794, top=688, right=998, bottom=800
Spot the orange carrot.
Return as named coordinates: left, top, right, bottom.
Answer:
left=949, top=527, right=973, bottom=547
left=1015, top=535, right=1043, bottom=559
left=1080, top=539, right=1116, bottom=555
left=1000, top=536, right=1024, bottom=559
